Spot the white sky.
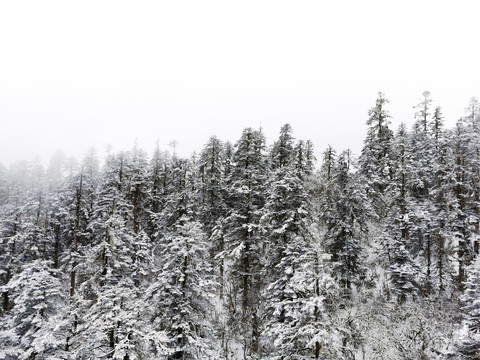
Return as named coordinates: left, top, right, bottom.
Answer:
left=1, top=0, right=479, bottom=167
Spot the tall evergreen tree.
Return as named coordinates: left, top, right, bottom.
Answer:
left=270, top=124, right=295, bottom=170
left=359, top=92, right=394, bottom=218
left=384, top=123, right=422, bottom=302
left=322, top=149, right=370, bottom=293
left=198, top=136, right=229, bottom=305
left=429, top=107, right=456, bottom=292
left=223, top=127, right=268, bottom=357
left=450, top=119, right=476, bottom=289
left=146, top=217, right=217, bottom=359
left=0, top=260, right=69, bottom=360
left=407, top=93, right=438, bottom=291
left=71, top=152, right=155, bottom=359
left=262, top=129, right=336, bottom=359
left=450, top=261, right=480, bottom=359
left=199, top=136, right=225, bottom=235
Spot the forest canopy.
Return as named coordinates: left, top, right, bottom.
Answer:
left=1, top=92, right=479, bottom=359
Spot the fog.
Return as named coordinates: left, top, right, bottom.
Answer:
left=1, top=0, right=479, bottom=167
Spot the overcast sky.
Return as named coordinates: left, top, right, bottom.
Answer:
left=1, top=0, right=479, bottom=167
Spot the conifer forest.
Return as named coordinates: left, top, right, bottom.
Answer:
left=2, top=92, right=480, bottom=359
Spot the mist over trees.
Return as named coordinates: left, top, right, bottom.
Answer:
left=1, top=93, right=479, bottom=359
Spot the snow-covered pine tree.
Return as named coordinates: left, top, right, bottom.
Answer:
left=72, top=151, right=157, bottom=359
left=59, top=149, right=100, bottom=296
left=146, top=216, right=217, bottom=359
left=0, top=159, right=55, bottom=317
left=157, top=155, right=197, bottom=232
left=262, top=127, right=336, bottom=359
left=408, top=92, right=438, bottom=292
left=198, top=136, right=230, bottom=307
left=293, top=139, right=316, bottom=178
left=55, top=150, right=100, bottom=353
left=359, top=92, right=394, bottom=218
left=223, top=127, right=269, bottom=357
left=384, top=123, right=422, bottom=302
left=322, top=149, right=370, bottom=294
left=429, top=107, right=457, bottom=292
left=124, top=143, right=151, bottom=236
left=199, top=136, right=226, bottom=235
left=317, top=145, right=336, bottom=242
left=270, top=123, right=295, bottom=170
left=144, top=149, right=218, bottom=358
left=450, top=118, right=476, bottom=289
left=147, top=142, right=170, bottom=237
left=0, top=260, right=69, bottom=360
left=463, top=98, right=480, bottom=259
left=263, top=124, right=298, bottom=272
left=449, top=260, right=480, bottom=359
left=0, top=187, right=23, bottom=316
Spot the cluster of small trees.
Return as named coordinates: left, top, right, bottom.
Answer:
left=0, top=93, right=479, bottom=359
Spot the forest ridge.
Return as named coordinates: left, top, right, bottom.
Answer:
left=0, top=92, right=479, bottom=359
